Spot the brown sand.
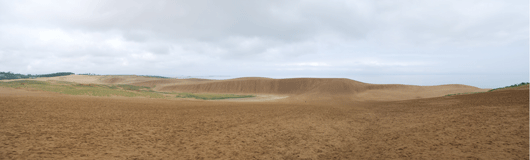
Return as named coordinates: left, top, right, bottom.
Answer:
left=0, top=77, right=528, bottom=159
left=159, top=78, right=488, bottom=101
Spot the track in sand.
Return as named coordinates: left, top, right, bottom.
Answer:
left=0, top=75, right=527, bottom=159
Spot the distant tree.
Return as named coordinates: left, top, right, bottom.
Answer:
left=37, top=72, right=74, bottom=77
left=0, top=71, right=74, bottom=80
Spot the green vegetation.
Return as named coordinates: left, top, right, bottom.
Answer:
left=0, top=80, right=163, bottom=98
left=0, top=72, right=74, bottom=80
left=117, top=84, right=151, bottom=91
left=37, top=72, right=75, bottom=78
left=0, top=80, right=48, bottom=85
left=0, top=80, right=255, bottom=100
left=488, top=82, right=529, bottom=92
left=175, top=92, right=255, bottom=100
left=444, top=92, right=485, bottom=97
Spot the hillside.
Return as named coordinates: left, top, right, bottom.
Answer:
left=1, top=75, right=489, bottom=101
left=159, top=78, right=488, bottom=101
left=1, top=81, right=527, bottom=159
left=159, top=78, right=368, bottom=95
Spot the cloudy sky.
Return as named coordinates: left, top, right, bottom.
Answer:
left=0, top=0, right=528, bottom=88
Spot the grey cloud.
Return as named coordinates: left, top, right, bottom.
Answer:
left=0, top=0, right=527, bottom=87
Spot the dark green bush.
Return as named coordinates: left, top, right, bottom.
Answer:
left=488, top=82, right=529, bottom=92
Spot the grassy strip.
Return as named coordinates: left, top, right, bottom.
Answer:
left=487, top=82, right=529, bottom=92
left=116, top=84, right=150, bottom=91
left=175, top=92, right=255, bottom=100
left=0, top=80, right=255, bottom=100
left=445, top=92, right=485, bottom=97
left=0, top=80, right=164, bottom=98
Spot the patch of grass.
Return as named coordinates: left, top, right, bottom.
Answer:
left=488, top=82, right=529, bottom=92
left=0, top=80, right=254, bottom=100
left=175, top=92, right=255, bottom=100
left=1, top=80, right=49, bottom=86
left=117, top=84, right=150, bottom=91
left=445, top=92, right=485, bottom=97
left=0, top=80, right=164, bottom=98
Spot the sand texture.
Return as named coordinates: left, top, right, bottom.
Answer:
left=0, top=76, right=528, bottom=159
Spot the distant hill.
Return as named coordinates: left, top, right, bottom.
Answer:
left=158, top=78, right=488, bottom=101
left=0, top=72, right=74, bottom=80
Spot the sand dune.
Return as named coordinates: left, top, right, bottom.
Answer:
left=160, top=78, right=368, bottom=95
left=1, top=75, right=490, bottom=101
left=0, top=75, right=527, bottom=159
left=159, top=77, right=487, bottom=101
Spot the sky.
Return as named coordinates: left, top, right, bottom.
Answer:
left=0, top=0, right=528, bottom=88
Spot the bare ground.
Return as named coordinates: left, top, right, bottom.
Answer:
left=0, top=83, right=528, bottom=159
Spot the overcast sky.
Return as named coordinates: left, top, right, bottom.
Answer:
left=0, top=0, right=528, bottom=88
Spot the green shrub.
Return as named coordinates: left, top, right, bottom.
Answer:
left=444, top=92, right=484, bottom=97
left=488, top=82, right=529, bottom=92
left=175, top=92, right=255, bottom=100
left=117, top=84, right=150, bottom=91
left=0, top=71, right=74, bottom=80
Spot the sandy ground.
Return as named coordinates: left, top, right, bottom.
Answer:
left=0, top=76, right=528, bottom=159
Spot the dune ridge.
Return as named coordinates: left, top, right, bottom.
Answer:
left=1, top=75, right=489, bottom=101
left=159, top=78, right=370, bottom=95
left=159, top=77, right=488, bottom=101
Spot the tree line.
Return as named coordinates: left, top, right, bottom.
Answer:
left=0, top=72, right=74, bottom=80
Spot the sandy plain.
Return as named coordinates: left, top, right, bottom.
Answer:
left=0, top=75, right=528, bottom=159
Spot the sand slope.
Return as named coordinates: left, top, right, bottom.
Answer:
left=0, top=86, right=527, bottom=159
left=1, top=75, right=489, bottom=101
left=0, top=76, right=526, bottom=159
left=159, top=78, right=487, bottom=101
left=160, top=78, right=368, bottom=94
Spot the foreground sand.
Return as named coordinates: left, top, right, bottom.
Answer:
left=0, top=85, right=528, bottom=159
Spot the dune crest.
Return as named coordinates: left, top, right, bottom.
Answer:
left=2, top=75, right=488, bottom=101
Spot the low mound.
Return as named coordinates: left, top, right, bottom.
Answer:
left=159, top=78, right=487, bottom=101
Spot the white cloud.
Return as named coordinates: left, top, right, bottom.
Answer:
left=0, top=0, right=527, bottom=87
